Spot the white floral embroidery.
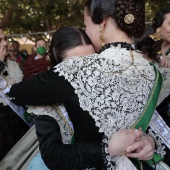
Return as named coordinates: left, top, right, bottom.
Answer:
left=147, top=128, right=166, bottom=157
left=54, top=45, right=156, bottom=169
left=55, top=46, right=155, bottom=134
left=0, top=59, right=23, bottom=105
left=28, top=104, right=73, bottom=144
left=150, top=111, right=170, bottom=149
left=7, top=59, right=23, bottom=83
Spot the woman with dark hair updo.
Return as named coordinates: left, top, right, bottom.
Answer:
left=48, top=26, right=94, bottom=66
left=0, top=0, right=167, bottom=169
left=135, top=6, right=170, bottom=168
left=147, top=6, right=170, bottom=128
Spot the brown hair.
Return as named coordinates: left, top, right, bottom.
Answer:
left=114, top=0, right=145, bottom=38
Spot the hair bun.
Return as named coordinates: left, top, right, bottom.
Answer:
left=114, top=0, right=145, bottom=38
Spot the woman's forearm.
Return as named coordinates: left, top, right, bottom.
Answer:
left=7, top=69, right=70, bottom=106
left=34, top=115, right=104, bottom=170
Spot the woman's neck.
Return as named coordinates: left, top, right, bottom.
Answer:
left=104, top=17, right=133, bottom=44
left=105, top=31, right=132, bottom=44
left=161, top=41, right=170, bottom=54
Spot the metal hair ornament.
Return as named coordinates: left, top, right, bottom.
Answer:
left=149, top=31, right=161, bottom=41
left=124, top=14, right=134, bottom=24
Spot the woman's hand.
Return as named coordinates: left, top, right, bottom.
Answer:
left=125, top=134, right=155, bottom=160
left=160, top=54, right=170, bottom=67
left=107, top=129, right=143, bottom=156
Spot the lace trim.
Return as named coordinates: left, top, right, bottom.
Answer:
left=147, top=127, right=166, bottom=157
left=7, top=59, right=23, bottom=83
left=101, top=135, right=115, bottom=169
left=150, top=111, right=170, bottom=149
left=54, top=45, right=155, bottom=169
left=0, top=59, right=23, bottom=105
left=99, top=42, right=136, bottom=53
left=27, top=104, right=73, bottom=144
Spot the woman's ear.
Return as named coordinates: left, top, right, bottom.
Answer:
left=156, top=27, right=160, bottom=33
left=100, top=19, right=107, bottom=30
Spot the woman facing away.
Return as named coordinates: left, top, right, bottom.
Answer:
left=0, top=0, right=167, bottom=169
left=135, top=6, right=170, bottom=167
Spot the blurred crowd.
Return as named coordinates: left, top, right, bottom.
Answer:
left=0, top=32, right=51, bottom=160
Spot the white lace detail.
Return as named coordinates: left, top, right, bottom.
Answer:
left=114, top=156, right=137, bottom=170
left=54, top=45, right=155, bottom=169
left=148, top=128, right=166, bottom=157
left=0, top=59, right=23, bottom=105
left=7, top=59, right=23, bottom=83
left=27, top=104, right=73, bottom=144
left=150, top=111, right=170, bottom=149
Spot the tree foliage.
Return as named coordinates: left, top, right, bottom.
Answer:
left=145, top=0, right=170, bottom=23
left=0, top=0, right=86, bottom=40
left=0, top=0, right=169, bottom=40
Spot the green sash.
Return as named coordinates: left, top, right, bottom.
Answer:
left=55, top=64, right=163, bottom=169
left=131, top=64, right=163, bottom=169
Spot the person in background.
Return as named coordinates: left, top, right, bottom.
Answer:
left=0, top=28, right=29, bottom=161
left=12, top=41, right=21, bottom=58
left=23, top=38, right=51, bottom=80
left=8, top=45, right=23, bottom=66
left=11, top=41, right=24, bottom=70
left=151, top=6, right=170, bottom=128
left=20, top=49, right=29, bottom=60
left=31, top=45, right=36, bottom=55
left=135, top=6, right=170, bottom=166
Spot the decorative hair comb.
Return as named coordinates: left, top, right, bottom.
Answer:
left=149, top=32, right=161, bottom=41
left=124, top=14, right=134, bottom=24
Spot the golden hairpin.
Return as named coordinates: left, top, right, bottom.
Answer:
left=124, top=14, right=134, bottom=24
left=149, top=32, right=161, bottom=41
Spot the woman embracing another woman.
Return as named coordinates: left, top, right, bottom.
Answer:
left=0, top=0, right=167, bottom=169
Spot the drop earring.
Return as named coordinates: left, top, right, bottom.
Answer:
left=149, top=29, right=161, bottom=41
left=99, top=27, right=105, bottom=46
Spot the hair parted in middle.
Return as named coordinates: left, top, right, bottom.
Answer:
left=85, top=0, right=145, bottom=38
left=48, top=26, right=93, bottom=66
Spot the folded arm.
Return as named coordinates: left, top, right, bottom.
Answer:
left=34, top=115, right=104, bottom=170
